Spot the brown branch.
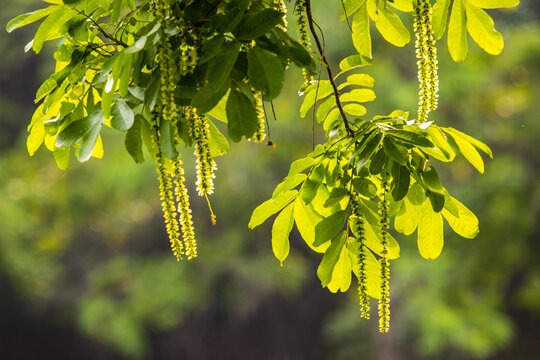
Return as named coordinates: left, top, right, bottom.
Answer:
left=304, top=0, right=353, bottom=136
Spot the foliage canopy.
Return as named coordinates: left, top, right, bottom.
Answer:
left=8, top=0, right=519, bottom=332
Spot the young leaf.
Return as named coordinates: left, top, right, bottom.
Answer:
left=53, top=146, right=70, bottom=170
left=33, top=6, right=75, bottom=53
left=394, top=196, right=421, bottom=235
left=207, top=119, right=229, bottom=157
left=6, top=6, right=56, bottom=33
left=294, top=198, right=328, bottom=253
left=447, top=131, right=485, bottom=173
left=448, top=0, right=468, bottom=62
left=351, top=3, right=372, bottom=58
left=417, top=199, right=444, bottom=259
left=467, top=0, right=519, bottom=9
left=300, top=163, right=325, bottom=205
left=326, top=240, right=353, bottom=293
left=249, top=190, right=298, bottom=229
left=273, top=173, right=307, bottom=198
left=373, top=4, right=410, bottom=47
left=444, top=127, right=492, bottom=158
left=442, top=196, right=480, bottom=239
left=271, top=203, right=294, bottom=265
left=465, top=3, right=504, bottom=55
left=430, top=0, right=451, bottom=39
left=27, top=121, right=45, bottom=156
left=317, top=231, right=347, bottom=287
left=300, top=81, right=333, bottom=117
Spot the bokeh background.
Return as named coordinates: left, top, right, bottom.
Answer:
left=1, top=1, right=539, bottom=359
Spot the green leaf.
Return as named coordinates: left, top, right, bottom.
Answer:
left=27, top=121, right=45, bottom=156
left=447, top=131, right=485, bottom=173
left=317, top=231, right=347, bottom=287
left=448, top=0, right=468, bottom=62
left=444, top=127, right=492, bottom=158
left=77, top=120, right=104, bottom=162
left=343, top=74, right=375, bottom=88
left=247, top=47, right=284, bottom=101
left=207, top=119, right=229, bottom=157
left=53, top=146, right=70, bottom=170
left=422, top=126, right=456, bottom=162
left=467, top=0, right=519, bottom=9
left=351, top=3, right=372, bottom=58
left=56, top=109, right=103, bottom=148
left=343, top=103, right=367, bottom=116
left=273, top=173, right=307, bottom=198
left=363, top=219, right=400, bottom=259
left=300, top=163, right=326, bottom=205
left=417, top=199, right=444, bottom=259
left=442, top=196, right=479, bottom=239
left=234, top=9, right=284, bottom=40
left=386, top=129, right=433, bottom=147
left=288, top=157, right=315, bottom=176
left=432, top=0, right=451, bottom=40
left=207, top=95, right=228, bottom=123
left=383, top=137, right=408, bottom=166
left=293, top=198, right=328, bottom=253
left=326, top=239, right=353, bottom=293
left=271, top=203, right=294, bottom=265
left=352, top=178, right=377, bottom=198
left=206, top=41, right=241, bottom=90
left=338, top=54, right=372, bottom=73
left=373, top=3, right=410, bottom=47
left=421, top=165, right=444, bottom=193
left=391, top=162, right=410, bottom=201
left=427, top=190, right=445, bottom=213
left=369, top=148, right=386, bottom=175
left=341, top=0, right=367, bottom=20
left=226, top=88, right=258, bottom=142
left=33, top=6, right=75, bottom=53
left=7, top=6, right=56, bottom=33
left=394, top=196, right=421, bottom=235
left=249, top=190, right=297, bottom=229
left=314, top=210, right=348, bottom=247
left=159, top=119, right=177, bottom=160
left=124, top=116, right=144, bottom=164
left=340, top=89, right=376, bottom=103
left=356, top=132, right=383, bottom=170
left=191, top=77, right=230, bottom=114
left=465, top=3, right=504, bottom=55
left=324, top=187, right=350, bottom=208
left=300, top=81, right=333, bottom=117
left=199, top=35, right=225, bottom=64
left=111, top=98, right=134, bottom=131
left=350, top=243, right=381, bottom=298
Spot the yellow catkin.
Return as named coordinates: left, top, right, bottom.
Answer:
left=294, top=0, right=313, bottom=89
left=172, top=156, right=198, bottom=259
left=151, top=112, right=183, bottom=260
left=351, top=196, right=370, bottom=320
left=378, top=171, right=391, bottom=333
left=188, top=108, right=216, bottom=196
left=273, top=0, right=288, bottom=31
left=414, top=0, right=439, bottom=123
left=251, top=90, right=267, bottom=143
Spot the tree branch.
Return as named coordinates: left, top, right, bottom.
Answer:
left=304, top=0, right=353, bottom=136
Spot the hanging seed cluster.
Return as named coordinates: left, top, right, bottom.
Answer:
left=414, top=0, right=439, bottom=123
left=294, top=0, right=314, bottom=89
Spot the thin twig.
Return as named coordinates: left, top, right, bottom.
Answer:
left=305, top=0, right=353, bottom=136
left=73, top=8, right=128, bottom=47
left=340, top=0, right=353, bottom=32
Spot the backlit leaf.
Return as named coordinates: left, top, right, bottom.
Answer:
left=417, top=199, right=444, bottom=259
left=271, top=203, right=294, bottom=265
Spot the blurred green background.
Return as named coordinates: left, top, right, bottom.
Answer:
left=1, top=1, right=539, bottom=359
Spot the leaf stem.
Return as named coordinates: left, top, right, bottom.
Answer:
left=304, top=0, right=353, bottom=137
